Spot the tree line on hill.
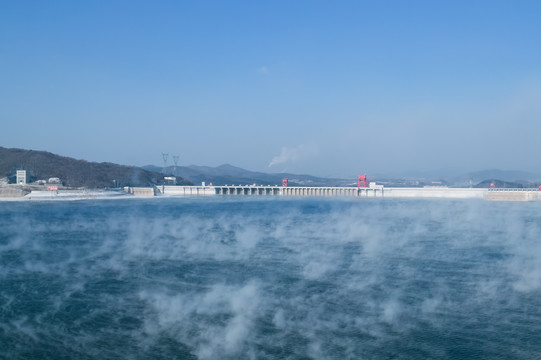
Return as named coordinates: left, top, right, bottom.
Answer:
left=0, top=147, right=191, bottom=188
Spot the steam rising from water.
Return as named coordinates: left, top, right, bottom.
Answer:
left=1, top=198, right=541, bottom=359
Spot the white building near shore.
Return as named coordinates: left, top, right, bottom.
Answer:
left=16, top=170, right=26, bottom=185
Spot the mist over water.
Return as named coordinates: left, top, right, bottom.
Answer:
left=1, top=198, right=541, bottom=359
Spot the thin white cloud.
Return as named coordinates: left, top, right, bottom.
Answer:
left=258, top=66, right=269, bottom=75
left=268, top=143, right=318, bottom=168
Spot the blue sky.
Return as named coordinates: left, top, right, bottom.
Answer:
left=1, top=1, right=540, bottom=177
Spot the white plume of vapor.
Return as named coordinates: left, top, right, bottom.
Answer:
left=268, top=143, right=318, bottom=168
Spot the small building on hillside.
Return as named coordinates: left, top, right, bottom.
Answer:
left=16, top=170, right=26, bottom=185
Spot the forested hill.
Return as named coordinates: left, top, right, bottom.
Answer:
left=0, top=147, right=191, bottom=188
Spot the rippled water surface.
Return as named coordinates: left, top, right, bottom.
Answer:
left=1, top=197, right=541, bottom=359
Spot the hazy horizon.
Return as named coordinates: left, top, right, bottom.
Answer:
left=2, top=1, right=540, bottom=178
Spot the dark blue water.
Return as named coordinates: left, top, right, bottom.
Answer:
left=1, top=197, right=541, bottom=359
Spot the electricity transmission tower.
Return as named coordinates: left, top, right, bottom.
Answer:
left=172, top=155, right=179, bottom=176
left=161, top=153, right=169, bottom=174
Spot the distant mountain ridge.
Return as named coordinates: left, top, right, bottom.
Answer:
left=454, top=169, right=541, bottom=183
left=143, top=163, right=355, bottom=187
left=0, top=147, right=191, bottom=188
left=2, top=146, right=537, bottom=189
left=145, top=163, right=541, bottom=188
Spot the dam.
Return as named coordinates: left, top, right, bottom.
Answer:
left=121, top=184, right=541, bottom=201
left=159, top=184, right=384, bottom=197
left=3, top=184, right=539, bottom=201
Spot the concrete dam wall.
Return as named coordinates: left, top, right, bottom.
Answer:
left=149, top=185, right=496, bottom=200
left=141, top=185, right=540, bottom=201
left=3, top=185, right=536, bottom=202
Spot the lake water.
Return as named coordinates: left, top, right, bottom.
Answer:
left=1, top=197, right=541, bottom=359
